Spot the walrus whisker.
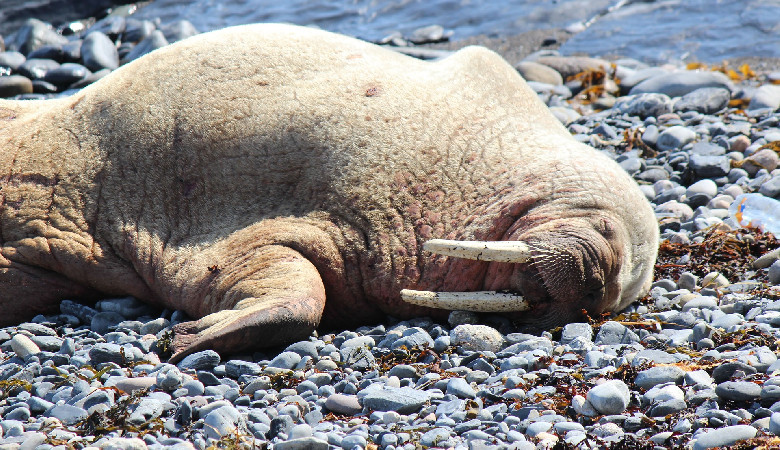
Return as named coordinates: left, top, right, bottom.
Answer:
left=423, top=239, right=532, bottom=263
left=400, top=289, right=530, bottom=312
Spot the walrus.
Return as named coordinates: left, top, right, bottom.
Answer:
left=0, top=24, right=658, bottom=362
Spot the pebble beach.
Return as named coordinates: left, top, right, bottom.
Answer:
left=3, top=5, right=780, bottom=450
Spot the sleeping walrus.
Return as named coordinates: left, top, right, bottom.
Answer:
left=0, top=24, right=658, bottom=362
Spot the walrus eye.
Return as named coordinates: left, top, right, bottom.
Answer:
left=398, top=238, right=533, bottom=312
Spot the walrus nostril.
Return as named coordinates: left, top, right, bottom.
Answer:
left=399, top=289, right=529, bottom=312
left=423, top=239, right=532, bottom=263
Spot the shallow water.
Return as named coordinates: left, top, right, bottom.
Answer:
left=129, top=0, right=780, bottom=63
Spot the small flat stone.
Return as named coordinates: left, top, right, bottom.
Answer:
left=629, top=71, right=732, bottom=97
left=692, top=425, right=757, bottom=450
left=515, top=61, right=563, bottom=85
left=674, top=87, right=730, bottom=114
left=0, top=75, right=33, bottom=97
left=10, top=334, right=40, bottom=358
left=46, top=404, right=88, bottom=425
left=361, top=386, right=431, bottom=414
left=748, top=84, right=780, bottom=111
left=715, top=381, right=761, bottom=401
left=595, top=321, right=639, bottom=345
left=656, top=126, right=696, bottom=151
left=613, top=93, right=673, bottom=118
left=274, top=436, right=328, bottom=450
left=635, top=365, right=686, bottom=389
left=81, top=31, right=119, bottom=71
left=446, top=377, right=477, bottom=399
left=324, top=394, right=362, bottom=415
left=586, top=380, right=630, bottom=415
left=268, top=351, right=302, bottom=369
left=121, top=30, right=169, bottom=64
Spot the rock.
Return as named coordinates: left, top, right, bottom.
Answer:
left=100, top=437, right=148, bottom=450
left=16, top=57, right=59, bottom=79
left=89, top=342, right=127, bottom=366
left=613, top=93, right=673, bottom=118
left=7, top=18, right=68, bottom=55
left=769, top=260, right=780, bottom=285
left=715, top=381, right=761, bottom=401
left=674, top=87, right=730, bottom=114
left=586, top=380, right=630, bottom=415
left=123, top=19, right=157, bottom=43
left=81, top=31, right=119, bottom=71
left=446, top=377, right=477, bottom=399
left=629, top=71, right=732, bottom=97
left=692, top=425, right=757, bottom=450
left=449, top=324, right=504, bottom=352
left=268, top=351, right=303, bottom=369
left=45, top=404, right=88, bottom=425
left=759, top=176, right=780, bottom=199
left=681, top=296, right=718, bottom=311
left=0, top=51, right=26, bottom=70
left=770, top=412, right=780, bottom=435
left=285, top=341, right=320, bottom=359
left=571, top=394, right=598, bottom=417
left=105, top=378, right=153, bottom=397
left=159, top=20, right=200, bottom=43
left=712, top=362, right=757, bottom=383
left=156, top=364, right=184, bottom=391
left=128, top=398, right=165, bottom=425
left=740, top=149, right=779, bottom=176
left=0, top=74, right=33, bottom=97
left=361, top=386, right=431, bottom=414
left=515, top=61, right=563, bottom=85
left=560, top=323, right=593, bottom=343
left=534, top=55, right=611, bottom=79
left=121, top=30, right=169, bottom=64
left=10, top=334, right=40, bottom=358
left=689, top=154, right=730, bottom=178
left=748, top=84, right=780, bottom=111
left=225, top=360, right=262, bottom=378
left=324, top=394, right=362, bottom=415
left=656, top=126, right=696, bottom=151
left=176, top=350, right=220, bottom=370
left=274, top=437, right=328, bottom=450
left=91, top=311, right=125, bottom=334
left=420, top=428, right=452, bottom=447
left=635, top=365, right=686, bottom=389
left=595, top=321, right=639, bottom=345
left=203, top=404, right=244, bottom=440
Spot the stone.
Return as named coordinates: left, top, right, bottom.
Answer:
left=268, top=351, right=303, bottom=369
left=156, top=364, right=184, bottom=391
left=712, top=362, right=757, bottom=383
left=88, top=343, right=125, bottom=365
left=0, top=75, right=33, bottom=97
left=446, top=377, right=477, bottom=399
left=10, top=334, right=40, bottom=358
left=45, top=404, right=88, bottom=425
left=274, top=437, right=328, bottom=450
left=112, top=376, right=156, bottom=393
left=7, top=18, right=68, bottom=55
left=674, top=87, right=730, bottom=114
left=0, top=51, right=26, bottom=71
left=741, top=149, right=779, bottom=176
left=656, top=126, right=696, bottom=151
left=613, top=93, right=673, bottom=118
left=43, top=62, right=91, bottom=87
left=225, top=360, right=262, bottom=378
left=91, top=311, right=125, bottom=334
left=324, top=394, right=362, bottom=415
left=449, top=324, right=505, bottom=352
left=692, top=425, right=757, bottom=450
left=121, top=30, right=169, bottom=64
left=715, top=381, right=761, bottom=401
left=635, top=365, right=686, bottom=389
left=81, top=31, right=119, bottom=71
left=748, top=84, right=780, bottom=111
left=515, top=61, right=563, bottom=85
left=203, top=404, right=244, bottom=440
left=534, top=55, right=611, bottom=79
left=586, top=380, right=630, bottom=415
left=595, top=321, right=639, bottom=345
left=99, top=437, right=148, bottom=450
left=629, top=71, right=732, bottom=97
left=361, top=386, right=431, bottom=414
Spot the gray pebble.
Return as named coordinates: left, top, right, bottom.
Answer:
left=748, top=84, right=780, bottom=111
left=324, top=393, right=362, bottom=415
left=45, top=404, right=88, bottom=425
left=629, top=71, right=732, bottom=97
left=613, top=93, right=673, bottom=118
left=10, top=334, right=40, bottom=358
left=586, top=380, right=630, bottom=415
left=361, top=386, right=431, bottom=414
left=0, top=75, right=33, bottom=97
left=692, top=425, right=757, bottom=450
left=715, top=381, right=761, bottom=401
left=635, top=365, right=686, bottom=389
left=81, top=31, right=119, bottom=71
left=176, top=349, right=220, bottom=370
left=595, top=321, right=639, bottom=345
left=674, top=87, right=730, bottom=114
left=121, top=30, right=169, bottom=64
left=656, top=126, right=696, bottom=151
left=269, top=351, right=303, bottom=369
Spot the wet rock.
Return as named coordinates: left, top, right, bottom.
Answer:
left=7, top=18, right=68, bottom=55
left=121, top=30, right=169, bottom=64
left=674, top=87, right=730, bottom=114
left=81, top=31, right=119, bottom=71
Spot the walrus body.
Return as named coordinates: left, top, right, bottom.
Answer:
left=0, top=24, right=657, bottom=361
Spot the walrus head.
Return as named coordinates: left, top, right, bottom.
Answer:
left=401, top=215, right=649, bottom=328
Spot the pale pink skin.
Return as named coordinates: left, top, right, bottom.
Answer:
left=0, top=25, right=658, bottom=361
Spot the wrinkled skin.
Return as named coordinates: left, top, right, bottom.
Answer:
left=0, top=24, right=658, bottom=362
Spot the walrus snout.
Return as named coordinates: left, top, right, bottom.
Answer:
left=400, top=220, right=624, bottom=325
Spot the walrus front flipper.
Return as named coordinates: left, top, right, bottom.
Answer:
left=167, top=245, right=326, bottom=363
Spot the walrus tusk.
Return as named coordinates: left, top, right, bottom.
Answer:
left=423, top=239, right=532, bottom=263
left=400, top=289, right=530, bottom=312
